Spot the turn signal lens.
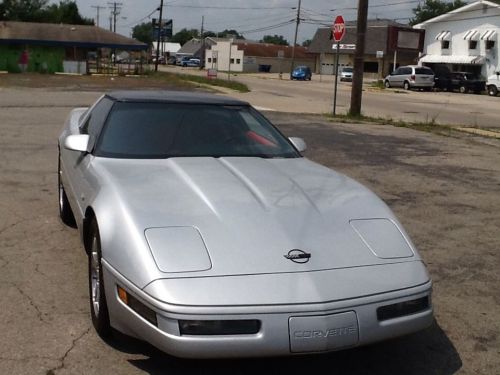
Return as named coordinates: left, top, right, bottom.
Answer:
left=179, top=320, right=261, bottom=336
left=116, top=286, right=157, bottom=326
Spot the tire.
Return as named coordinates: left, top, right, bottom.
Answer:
left=58, top=155, right=76, bottom=227
left=488, top=85, right=498, bottom=97
left=384, top=80, right=391, bottom=88
left=88, top=219, right=112, bottom=338
left=459, top=86, right=467, bottom=94
left=403, top=81, right=410, bottom=90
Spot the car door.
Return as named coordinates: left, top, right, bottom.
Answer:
left=390, top=67, right=403, bottom=86
left=61, top=97, right=114, bottom=223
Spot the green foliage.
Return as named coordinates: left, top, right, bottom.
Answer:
left=0, top=0, right=92, bottom=25
left=171, top=28, right=200, bottom=45
left=410, top=0, right=467, bottom=25
left=302, top=39, right=312, bottom=47
left=218, top=29, right=245, bottom=39
left=132, top=22, right=154, bottom=46
left=260, top=35, right=289, bottom=46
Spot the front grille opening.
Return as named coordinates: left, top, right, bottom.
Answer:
left=377, top=296, right=430, bottom=321
left=179, top=319, right=261, bottom=336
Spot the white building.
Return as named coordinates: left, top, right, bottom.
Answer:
left=206, top=40, right=244, bottom=72
left=414, top=0, right=499, bottom=78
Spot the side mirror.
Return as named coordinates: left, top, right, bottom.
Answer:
left=289, top=137, right=307, bottom=153
left=64, top=134, right=90, bottom=152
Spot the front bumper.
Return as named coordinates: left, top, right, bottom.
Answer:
left=102, top=260, right=433, bottom=358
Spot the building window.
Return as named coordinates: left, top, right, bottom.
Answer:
left=486, top=40, right=495, bottom=50
left=236, top=58, right=241, bottom=64
left=469, top=40, right=477, bottom=49
left=230, top=58, right=235, bottom=64
left=441, top=40, right=450, bottom=49
left=213, top=58, right=217, bottom=63
left=363, top=61, right=378, bottom=73
left=207, top=58, right=212, bottom=63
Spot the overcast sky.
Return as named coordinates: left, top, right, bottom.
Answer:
left=64, top=0, right=432, bottom=42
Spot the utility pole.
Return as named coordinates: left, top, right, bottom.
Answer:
left=108, top=2, right=123, bottom=33
left=349, top=0, right=369, bottom=117
left=155, top=0, right=164, bottom=72
left=289, top=0, right=301, bottom=77
left=91, top=5, right=106, bottom=28
left=200, top=15, right=205, bottom=68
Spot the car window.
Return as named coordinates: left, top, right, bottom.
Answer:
left=80, top=97, right=114, bottom=150
left=402, top=67, right=412, bottom=75
left=393, top=68, right=402, bottom=75
left=95, top=103, right=300, bottom=159
left=342, top=67, right=353, bottom=73
left=415, top=67, right=434, bottom=75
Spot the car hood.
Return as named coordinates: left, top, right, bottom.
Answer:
left=93, top=157, right=418, bottom=279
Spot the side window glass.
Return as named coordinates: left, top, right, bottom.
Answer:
left=394, top=68, right=402, bottom=75
left=83, top=98, right=114, bottom=151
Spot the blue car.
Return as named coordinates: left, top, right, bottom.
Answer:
left=291, top=66, right=312, bottom=81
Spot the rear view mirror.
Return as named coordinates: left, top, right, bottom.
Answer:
left=64, top=134, right=90, bottom=153
left=289, top=137, right=307, bottom=153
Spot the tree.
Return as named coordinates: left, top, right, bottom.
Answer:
left=0, top=0, right=92, bottom=25
left=41, top=1, right=93, bottom=25
left=132, top=22, right=154, bottom=46
left=218, top=29, right=245, bottom=39
left=171, top=28, right=199, bottom=45
left=260, top=35, right=289, bottom=45
left=0, top=0, right=48, bottom=22
left=410, top=0, right=467, bottom=25
left=302, top=39, right=312, bottom=47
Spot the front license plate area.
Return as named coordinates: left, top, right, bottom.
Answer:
left=289, top=311, right=359, bottom=353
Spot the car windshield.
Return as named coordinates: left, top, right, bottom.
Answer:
left=342, top=67, right=353, bottom=73
left=95, top=102, right=300, bottom=159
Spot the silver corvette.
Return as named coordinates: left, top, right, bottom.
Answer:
left=58, top=91, right=433, bottom=358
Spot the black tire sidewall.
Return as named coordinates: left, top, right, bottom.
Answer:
left=88, top=219, right=112, bottom=338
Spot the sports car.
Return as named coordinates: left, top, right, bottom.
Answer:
left=58, top=91, right=433, bottom=358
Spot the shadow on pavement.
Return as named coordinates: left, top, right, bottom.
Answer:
left=105, top=320, right=461, bottom=375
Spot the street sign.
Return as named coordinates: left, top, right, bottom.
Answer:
left=332, top=15, right=346, bottom=42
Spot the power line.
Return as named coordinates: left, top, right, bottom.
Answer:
left=108, top=2, right=123, bottom=33
left=91, top=5, right=106, bottom=28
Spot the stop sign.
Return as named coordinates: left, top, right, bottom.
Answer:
left=332, top=15, right=346, bottom=42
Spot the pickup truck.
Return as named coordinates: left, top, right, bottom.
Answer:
left=487, top=72, right=500, bottom=96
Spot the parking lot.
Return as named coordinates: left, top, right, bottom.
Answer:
left=0, top=80, right=499, bottom=374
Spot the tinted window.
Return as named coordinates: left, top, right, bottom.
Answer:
left=402, top=67, right=412, bottom=75
left=95, top=103, right=300, bottom=159
left=415, top=67, right=434, bottom=75
left=393, top=68, right=403, bottom=75
left=80, top=97, right=114, bottom=151
left=342, top=67, right=353, bottom=72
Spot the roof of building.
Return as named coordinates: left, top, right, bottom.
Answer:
left=0, top=21, right=147, bottom=50
left=177, top=38, right=218, bottom=56
left=308, top=19, right=412, bottom=55
left=233, top=40, right=312, bottom=59
left=413, top=0, right=500, bottom=28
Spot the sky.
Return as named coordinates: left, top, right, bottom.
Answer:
left=66, top=0, right=428, bottom=43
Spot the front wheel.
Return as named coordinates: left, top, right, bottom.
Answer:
left=384, top=80, right=391, bottom=88
left=403, top=81, right=410, bottom=90
left=488, top=85, right=498, bottom=96
left=88, top=219, right=112, bottom=338
left=459, top=85, right=467, bottom=94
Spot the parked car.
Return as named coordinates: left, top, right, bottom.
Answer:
left=291, top=65, right=312, bottom=80
left=340, top=66, right=353, bottom=82
left=177, top=56, right=191, bottom=66
left=182, top=58, right=201, bottom=67
left=58, top=91, right=433, bottom=358
left=434, top=68, right=485, bottom=94
left=384, top=65, right=434, bottom=91
left=486, top=72, right=500, bottom=96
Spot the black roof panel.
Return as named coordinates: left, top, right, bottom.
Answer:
left=106, top=90, right=249, bottom=106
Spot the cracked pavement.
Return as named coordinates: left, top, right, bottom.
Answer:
left=0, top=84, right=499, bottom=374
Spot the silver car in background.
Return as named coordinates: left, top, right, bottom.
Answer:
left=384, top=65, right=435, bottom=91
left=58, top=91, right=433, bottom=358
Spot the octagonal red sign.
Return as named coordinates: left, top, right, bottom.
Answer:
left=332, top=15, right=346, bottom=42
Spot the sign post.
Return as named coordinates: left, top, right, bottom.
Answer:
left=332, top=15, right=346, bottom=116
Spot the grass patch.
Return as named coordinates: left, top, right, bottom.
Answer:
left=148, top=71, right=250, bottom=93
left=324, top=112, right=457, bottom=136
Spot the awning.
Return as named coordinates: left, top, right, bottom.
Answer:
left=463, top=30, right=479, bottom=40
left=435, top=31, right=451, bottom=41
left=419, top=54, right=485, bottom=65
left=481, top=30, right=497, bottom=41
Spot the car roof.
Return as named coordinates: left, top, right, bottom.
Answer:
left=106, top=90, right=250, bottom=106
